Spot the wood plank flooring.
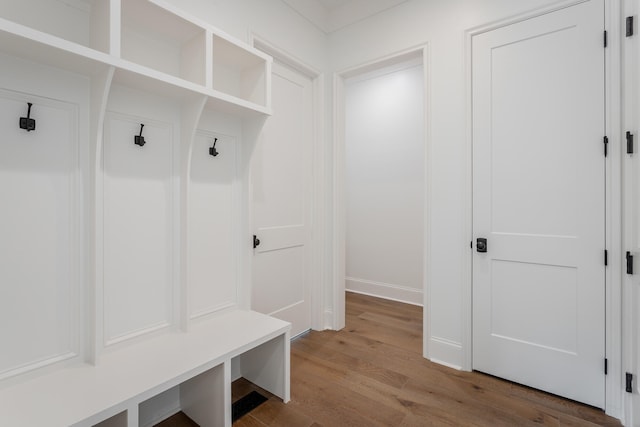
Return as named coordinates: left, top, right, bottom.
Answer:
left=235, top=292, right=621, bottom=427
left=167, top=292, right=623, bottom=426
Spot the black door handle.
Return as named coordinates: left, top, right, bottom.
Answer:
left=477, top=238, right=487, bottom=253
left=253, top=235, right=261, bottom=249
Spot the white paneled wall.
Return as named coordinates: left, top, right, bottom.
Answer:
left=188, top=131, right=239, bottom=319
left=103, top=111, right=175, bottom=345
left=0, top=88, right=82, bottom=379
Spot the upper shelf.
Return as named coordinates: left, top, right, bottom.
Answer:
left=0, top=0, right=272, bottom=117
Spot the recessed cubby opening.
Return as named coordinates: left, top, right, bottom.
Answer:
left=212, top=35, right=267, bottom=106
left=121, top=0, right=207, bottom=86
left=93, top=410, right=128, bottom=427
left=0, top=0, right=111, bottom=53
left=138, top=363, right=225, bottom=427
left=230, top=334, right=288, bottom=403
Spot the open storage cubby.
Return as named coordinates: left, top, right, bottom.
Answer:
left=212, top=34, right=268, bottom=106
left=93, top=411, right=128, bottom=427
left=0, top=0, right=112, bottom=53
left=120, top=0, right=207, bottom=86
left=138, top=363, right=225, bottom=427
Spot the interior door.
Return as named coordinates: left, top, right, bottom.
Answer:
left=472, top=0, right=605, bottom=407
left=251, top=60, right=313, bottom=337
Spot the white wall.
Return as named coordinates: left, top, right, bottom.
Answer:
left=330, top=0, right=562, bottom=368
left=345, top=60, right=424, bottom=305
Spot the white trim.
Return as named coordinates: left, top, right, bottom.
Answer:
left=429, top=337, right=464, bottom=370
left=464, top=0, right=623, bottom=418
left=345, top=278, right=423, bottom=306
left=604, top=0, right=623, bottom=419
left=622, top=0, right=639, bottom=425
left=250, top=34, right=326, bottom=332
left=333, top=44, right=431, bottom=333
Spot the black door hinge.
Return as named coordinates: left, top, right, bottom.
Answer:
left=627, top=251, right=634, bottom=275
left=628, top=131, right=635, bottom=154
left=604, top=358, right=608, bottom=375
left=604, top=250, right=608, bottom=266
left=603, top=136, right=609, bottom=157
left=253, top=234, right=261, bottom=249
left=604, top=30, right=608, bottom=47
left=627, top=16, right=635, bottom=37
left=627, top=372, right=634, bottom=393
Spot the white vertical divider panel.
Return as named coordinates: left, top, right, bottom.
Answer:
left=108, top=0, right=121, bottom=57
left=179, top=363, right=225, bottom=426
left=205, top=30, right=214, bottom=90
left=88, top=66, right=115, bottom=364
left=224, top=360, right=232, bottom=427
left=89, top=0, right=112, bottom=54
left=179, top=94, right=207, bottom=331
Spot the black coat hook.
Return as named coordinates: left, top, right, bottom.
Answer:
left=134, top=124, right=146, bottom=147
left=209, top=137, right=219, bottom=157
left=19, top=102, right=36, bottom=132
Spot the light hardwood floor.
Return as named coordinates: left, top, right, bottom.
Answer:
left=233, top=292, right=621, bottom=426
left=166, top=292, right=623, bottom=426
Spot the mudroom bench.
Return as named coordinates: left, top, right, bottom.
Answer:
left=0, top=311, right=290, bottom=427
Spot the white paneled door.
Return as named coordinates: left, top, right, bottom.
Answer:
left=472, top=0, right=605, bottom=407
left=251, top=61, right=313, bottom=337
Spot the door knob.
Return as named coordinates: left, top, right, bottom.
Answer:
left=476, top=238, right=487, bottom=253
left=253, top=235, right=261, bottom=249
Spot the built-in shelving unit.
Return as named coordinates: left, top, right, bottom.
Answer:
left=0, top=1, right=287, bottom=426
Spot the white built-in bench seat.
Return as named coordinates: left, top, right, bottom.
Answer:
left=0, top=311, right=290, bottom=427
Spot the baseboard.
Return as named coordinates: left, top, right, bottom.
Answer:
left=428, top=336, right=463, bottom=370
left=345, top=277, right=423, bottom=306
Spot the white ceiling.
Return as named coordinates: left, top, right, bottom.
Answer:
left=283, top=0, right=409, bottom=33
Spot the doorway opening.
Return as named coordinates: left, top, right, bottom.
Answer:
left=334, top=46, right=429, bottom=350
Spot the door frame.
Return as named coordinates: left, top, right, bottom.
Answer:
left=463, top=0, right=623, bottom=418
left=622, top=0, right=640, bottom=424
left=249, top=34, right=326, bottom=331
left=332, top=44, right=431, bottom=332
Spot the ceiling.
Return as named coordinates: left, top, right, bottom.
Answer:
left=282, top=0, right=409, bottom=33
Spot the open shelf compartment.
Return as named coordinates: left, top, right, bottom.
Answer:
left=0, top=0, right=112, bottom=53
left=121, top=0, right=207, bottom=86
left=212, top=34, right=269, bottom=107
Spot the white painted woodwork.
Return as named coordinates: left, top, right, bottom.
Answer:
left=251, top=61, right=313, bottom=337
left=0, top=310, right=290, bottom=427
left=472, top=0, right=605, bottom=407
left=0, top=89, right=80, bottom=380
left=0, top=2, right=289, bottom=426
left=624, top=0, right=640, bottom=424
left=344, top=58, right=424, bottom=306
left=103, top=110, right=175, bottom=345
left=0, top=0, right=271, bottom=115
left=188, top=131, right=239, bottom=319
